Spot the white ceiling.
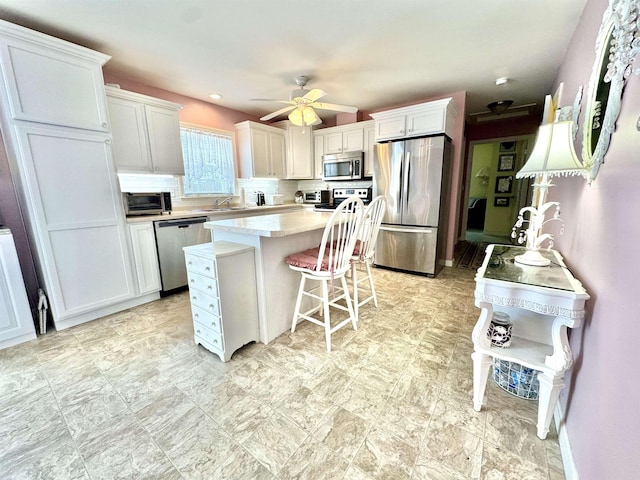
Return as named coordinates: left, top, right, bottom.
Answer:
left=0, top=0, right=588, bottom=123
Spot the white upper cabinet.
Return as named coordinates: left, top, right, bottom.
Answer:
left=371, top=98, right=458, bottom=142
left=236, top=121, right=286, bottom=178
left=106, top=86, right=184, bottom=175
left=363, top=121, right=376, bottom=177
left=272, top=120, right=314, bottom=179
left=0, top=19, right=110, bottom=132
left=324, top=126, right=364, bottom=154
left=313, top=131, right=325, bottom=179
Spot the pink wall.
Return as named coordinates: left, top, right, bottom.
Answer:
left=549, top=0, right=639, bottom=477
left=103, top=71, right=261, bottom=130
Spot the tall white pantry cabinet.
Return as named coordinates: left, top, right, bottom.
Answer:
left=0, top=19, right=146, bottom=330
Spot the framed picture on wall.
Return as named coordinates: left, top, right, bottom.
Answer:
left=498, top=154, right=515, bottom=171
left=495, top=175, right=513, bottom=194
left=494, top=197, right=510, bottom=207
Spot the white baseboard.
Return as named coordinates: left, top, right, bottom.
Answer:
left=555, top=403, right=579, bottom=480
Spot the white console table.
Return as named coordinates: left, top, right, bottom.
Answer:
left=471, top=244, right=590, bottom=439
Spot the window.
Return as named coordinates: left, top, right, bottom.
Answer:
left=181, top=124, right=235, bottom=195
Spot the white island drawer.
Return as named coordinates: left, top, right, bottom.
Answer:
left=187, top=271, right=218, bottom=297
left=185, top=253, right=216, bottom=277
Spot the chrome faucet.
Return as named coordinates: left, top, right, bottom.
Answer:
left=214, top=197, right=232, bottom=209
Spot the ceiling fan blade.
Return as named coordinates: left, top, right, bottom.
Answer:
left=260, top=105, right=296, bottom=121
left=303, top=89, right=327, bottom=102
left=312, top=102, right=358, bottom=113
left=250, top=98, right=293, bottom=104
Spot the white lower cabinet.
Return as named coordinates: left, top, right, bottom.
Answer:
left=0, top=229, right=37, bottom=349
left=128, top=223, right=161, bottom=295
left=184, top=242, right=259, bottom=362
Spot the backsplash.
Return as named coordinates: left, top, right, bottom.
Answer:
left=117, top=174, right=373, bottom=210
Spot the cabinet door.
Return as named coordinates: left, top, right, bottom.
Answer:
left=268, top=131, right=286, bottom=178
left=375, top=115, right=407, bottom=141
left=343, top=128, right=364, bottom=152
left=145, top=105, right=185, bottom=175
left=14, top=125, right=135, bottom=321
left=0, top=37, right=109, bottom=132
left=314, top=133, right=325, bottom=179
left=324, top=131, right=344, bottom=154
left=128, top=223, right=161, bottom=295
left=286, top=126, right=313, bottom=179
left=107, top=96, right=152, bottom=172
left=249, top=128, right=270, bottom=177
left=0, top=231, right=37, bottom=349
left=364, top=126, right=376, bottom=177
left=406, top=108, right=446, bottom=137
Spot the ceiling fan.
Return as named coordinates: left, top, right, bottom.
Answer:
left=252, top=76, right=358, bottom=126
left=468, top=101, right=538, bottom=124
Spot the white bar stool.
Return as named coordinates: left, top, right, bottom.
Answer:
left=285, top=196, right=364, bottom=352
left=351, top=196, right=386, bottom=321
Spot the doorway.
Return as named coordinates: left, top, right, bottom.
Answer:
left=464, top=135, right=534, bottom=244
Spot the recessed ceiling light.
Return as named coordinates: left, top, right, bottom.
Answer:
left=209, top=93, right=223, bottom=100
left=495, top=77, right=510, bottom=86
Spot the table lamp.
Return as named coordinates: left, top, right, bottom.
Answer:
left=511, top=120, right=587, bottom=266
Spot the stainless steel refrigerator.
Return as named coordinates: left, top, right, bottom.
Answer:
left=373, top=135, right=452, bottom=277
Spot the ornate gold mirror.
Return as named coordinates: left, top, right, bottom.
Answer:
left=582, top=0, right=640, bottom=182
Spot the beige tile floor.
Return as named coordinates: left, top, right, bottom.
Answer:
left=0, top=266, right=566, bottom=479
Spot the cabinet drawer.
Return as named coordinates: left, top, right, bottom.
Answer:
left=187, top=271, right=218, bottom=297
left=193, top=320, right=224, bottom=352
left=191, top=304, right=222, bottom=334
left=185, top=253, right=216, bottom=277
left=189, top=290, right=221, bottom=318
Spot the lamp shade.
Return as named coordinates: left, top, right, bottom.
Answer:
left=516, top=121, right=586, bottom=179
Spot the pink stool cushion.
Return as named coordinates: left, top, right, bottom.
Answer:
left=285, top=247, right=329, bottom=271
left=329, top=239, right=362, bottom=256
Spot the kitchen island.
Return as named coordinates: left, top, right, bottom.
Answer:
left=205, top=210, right=334, bottom=344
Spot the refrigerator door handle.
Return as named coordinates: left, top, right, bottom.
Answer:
left=380, top=225, right=434, bottom=234
left=404, top=151, right=411, bottom=211
left=397, top=155, right=403, bottom=214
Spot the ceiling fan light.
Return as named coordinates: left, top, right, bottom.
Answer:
left=302, top=106, right=319, bottom=125
left=288, top=108, right=304, bottom=126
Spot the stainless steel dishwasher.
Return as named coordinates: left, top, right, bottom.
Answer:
left=153, top=216, right=210, bottom=293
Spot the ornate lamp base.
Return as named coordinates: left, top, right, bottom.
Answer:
left=514, top=249, right=551, bottom=267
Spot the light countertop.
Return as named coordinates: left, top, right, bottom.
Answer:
left=125, top=204, right=302, bottom=223
left=205, top=209, right=334, bottom=237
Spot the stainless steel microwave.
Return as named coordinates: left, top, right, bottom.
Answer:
left=123, top=192, right=172, bottom=216
left=322, top=152, right=364, bottom=181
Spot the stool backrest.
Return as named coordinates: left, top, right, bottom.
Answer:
left=358, top=196, right=386, bottom=261
left=316, top=196, right=364, bottom=274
